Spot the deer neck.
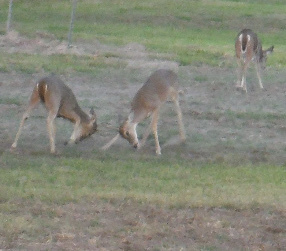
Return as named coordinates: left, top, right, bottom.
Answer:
left=126, top=112, right=137, bottom=127
left=129, top=109, right=148, bottom=124
left=77, top=106, right=91, bottom=123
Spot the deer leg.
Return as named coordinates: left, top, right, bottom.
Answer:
left=241, top=74, right=247, bottom=93
left=47, top=112, right=57, bottom=154
left=241, top=61, right=250, bottom=93
left=255, top=62, right=264, bottom=89
left=236, top=59, right=243, bottom=88
left=101, top=133, right=120, bottom=150
left=151, top=109, right=161, bottom=155
left=69, top=121, right=80, bottom=144
left=11, top=88, right=40, bottom=149
left=64, top=112, right=81, bottom=145
left=138, top=121, right=152, bottom=150
left=173, top=98, right=186, bottom=142
left=11, top=110, right=32, bottom=149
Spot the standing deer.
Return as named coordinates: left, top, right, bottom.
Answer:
left=11, top=75, right=97, bottom=154
left=235, top=29, right=274, bottom=92
left=101, top=69, right=186, bottom=155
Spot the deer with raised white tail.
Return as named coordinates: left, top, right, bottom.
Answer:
left=11, top=75, right=97, bottom=154
left=101, top=69, right=186, bottom=155
left=235, top=29, right=274, bottom=93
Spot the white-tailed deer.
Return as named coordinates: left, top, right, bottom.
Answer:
left=11, top=75, right=97, bottom=154
left=235, top=29, right=274, bottom=92
left=101, top=69, right=186, bottom=155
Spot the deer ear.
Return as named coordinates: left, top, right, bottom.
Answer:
left=89, top=108, right=96, bottom=120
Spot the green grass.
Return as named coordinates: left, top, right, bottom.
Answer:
left=0, top=52, right=125, bottom=75
left=1, top=152, right=285, bottom=209
left=0, top=0, right=286, bottom=66
left=0, top=2, right=286, bottom=248
left=0, top=1, right=285, bottom=211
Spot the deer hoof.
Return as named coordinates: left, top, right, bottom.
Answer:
left=9, top=146, right=18, bottom=153
left=65, top=140, right=76, bottom=146
left=180, top=136, right=186, bottom=143
left=50, top=151, right=60, bottom=156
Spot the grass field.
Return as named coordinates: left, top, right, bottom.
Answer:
left=1, top=0, right=286, bottom=67
left=0, top=0, right=286, bottom=250
left=1, top=153, right=285, bottom=208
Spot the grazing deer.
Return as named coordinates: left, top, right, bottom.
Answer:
left=235, top=29, right=274, bottom=92
left=101, top=69, right=186, bottom=155
left=11, top=75, right=97, bottom=154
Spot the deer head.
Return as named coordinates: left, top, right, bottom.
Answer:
left=119, top=118, right=139, bottom=149
left=76, top=108, right=97, bottom=143
left=259, top=46, right=274, bottom=69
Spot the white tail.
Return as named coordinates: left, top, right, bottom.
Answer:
left=11, top=75, right=97, bottom=154
left=235, top=29, right=274, bottom=92
left=102, top=69, right=186, bottom=155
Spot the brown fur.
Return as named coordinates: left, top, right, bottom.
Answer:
left=235, top=29, right=274, bottom=92
left=11, top=75, right=97, bottom=153
left=103, top=69, right=186, bottom=155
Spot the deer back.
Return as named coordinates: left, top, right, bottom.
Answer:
left=130, top=69, right=178, bottom=122
left=37, top=75, right=89, bottom=123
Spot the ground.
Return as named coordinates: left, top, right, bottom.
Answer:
left=6, top=200, right=286, bottom=251
left=0, top=32, right=286, bottom=250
